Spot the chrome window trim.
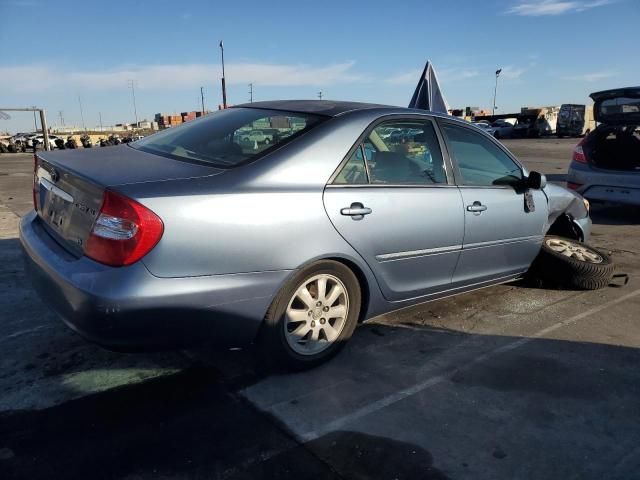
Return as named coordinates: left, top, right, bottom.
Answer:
left=325, top=183, right=458, bottom=189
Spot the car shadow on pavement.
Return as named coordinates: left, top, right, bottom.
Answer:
left=0, top=237, right=190, bottom=413
left=1, top=323, right=639, bottom=480
left=590, top=203, right=639, bottom=226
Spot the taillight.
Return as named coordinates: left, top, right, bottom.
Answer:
left=567, top=182, right=582, bottom=190
left=85, top=190, right=164, bottom=267
left=32, top=154, right=39, bottom=211
left=572, top=138, right=588, bottom=164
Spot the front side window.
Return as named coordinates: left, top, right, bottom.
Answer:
left=133, top=108, right=325, bottom=168
left=334, top=119, right=447, bottom=185
left=442, top=124, right=522, bottom=187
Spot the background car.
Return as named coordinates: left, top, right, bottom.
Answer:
left=567, top=87, right=640, bottom=206
left=21, top=101, right=596, bottom=370
left=471, top=122, right=495, bottom=135
left=27, top=134, right=61, bottom=149
left=490, top=120, right=514, bottom=139
left=239, top=130, right=273, bottom=144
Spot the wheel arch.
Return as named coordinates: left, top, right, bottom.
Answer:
left=274, top=253, right=375, bottom=324
left=325, top=256, right=370, bottom=323
left=546, top=213, right=584, bottom=241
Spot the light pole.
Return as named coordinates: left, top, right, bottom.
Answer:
left=248, top=83, right=253, bottom=103
left=77, top=96, right=86, bottom=131
left=31, top=106, right=38, bottom=131
left=493, top=68, right=502, bottom=116
left=219, top=40, right=227, bottom=108
left=127, top=80, right=139, bottom=129
left=318, top=91, right=323, bottom=100
left=200, top=87, right=205, bottom=114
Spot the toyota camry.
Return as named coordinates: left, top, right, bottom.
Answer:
left=21, top=100, right=595, bottom=368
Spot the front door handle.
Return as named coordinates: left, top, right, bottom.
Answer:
left=341, top=202, right=372, bottom=219
left=466, top=201, right=487, bottom=213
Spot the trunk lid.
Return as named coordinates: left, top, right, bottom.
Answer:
left=34, top=146, right=224, bottom=257
left=590, top=87, right=640, bottom=125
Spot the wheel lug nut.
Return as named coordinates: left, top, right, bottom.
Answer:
left=311, top=321, right=316, bottom=327
left=320, top=318, right=325, bottom=324
left=323, top=306, right=329, bottom=312
left=316, top=301, right=322, bottom=307
left=308, top=311, right=312, bottom=316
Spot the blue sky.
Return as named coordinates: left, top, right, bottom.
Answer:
left=0, top=0, right=638, bottom=132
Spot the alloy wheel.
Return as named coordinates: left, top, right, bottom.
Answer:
left=545, top=238, right=603, bottom=264
left=284, top=274, right=349, bottom=355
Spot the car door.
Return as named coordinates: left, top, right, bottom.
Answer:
left=323, top=117, right=465, bottom=301
left=438, top=121, right=548, bottom=285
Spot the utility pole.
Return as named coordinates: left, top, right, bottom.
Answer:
left=31, top=106, right=38, bottom=132
left=200, top=87, right=205, bottom=114
left=58, top=110, right=64, bottom=126
left=248, top=83, right=253, bottom=103
left=78, top=96, right=86, bottom=131
left=318, top=91, right=323, bottom=100
left=99, top=112, right=103, bottom=132
left=493, top=68, right=502, bottom=116
left=219, top=40, right=228, bottom=108
left=127, top=80, right=139, bottom=129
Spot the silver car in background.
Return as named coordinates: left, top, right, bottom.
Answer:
left=20, top=100, right=591, bottom=368
left=568, top=87, right=640, bottom=205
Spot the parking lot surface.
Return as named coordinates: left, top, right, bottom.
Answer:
left=1, top=139, right=639, bottom=479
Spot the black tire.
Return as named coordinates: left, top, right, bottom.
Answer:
left=529, top=235, right=615, bottom=290
left=257, top=260, right=361, bottom=370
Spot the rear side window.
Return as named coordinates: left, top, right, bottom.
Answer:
left=133, top=108, right=325, bottom=168
left=333, top=119, right=447, bottom=185
left=442, top=124, right=522, bottom=187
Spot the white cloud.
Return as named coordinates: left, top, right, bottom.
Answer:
left=562, top=71, right=617, bottom=82
left=507, top=0, right=615, bottom=16
left=385, top=67, right=479, bottom=85
left=0, top=61, right=363, bottom=93
left=385, top=70, right=422, bottom=85
left=498, top=66, right=526, bottom=79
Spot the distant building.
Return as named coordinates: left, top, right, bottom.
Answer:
left=155, top=111, right=210, bottom=129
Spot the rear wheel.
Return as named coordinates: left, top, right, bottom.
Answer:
left=529, top=236, right=615, bottom=290
left=258, top=260, right=361, bottom=370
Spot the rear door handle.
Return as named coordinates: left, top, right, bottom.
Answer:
left=466, top=201, right=487, bottom=213
left=341, top=202, right=372, bottom=219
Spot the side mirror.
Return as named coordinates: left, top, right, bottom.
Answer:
left=527, top=171, right=547, bottom=190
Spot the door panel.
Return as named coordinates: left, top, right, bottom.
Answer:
left=453, top=187, right=547, bottom=284
left=438, top=121, right=549, bottom=284
left=323, top=187, right=464, bottom=301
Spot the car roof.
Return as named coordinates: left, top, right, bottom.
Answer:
left=233, top=99, right=452, bottom=119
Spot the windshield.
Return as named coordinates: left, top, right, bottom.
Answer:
left=132, top=107, right=326, bottom=168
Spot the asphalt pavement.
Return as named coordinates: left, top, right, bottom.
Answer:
left=1, top=138, right=639, bottom=479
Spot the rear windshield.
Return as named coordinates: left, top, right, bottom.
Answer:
left=132, top=108, right=326, bottom=168
left=598, top=96, right=640, bottom=123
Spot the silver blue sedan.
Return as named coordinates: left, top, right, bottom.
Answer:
left=21, top=100, right=592, bottom=368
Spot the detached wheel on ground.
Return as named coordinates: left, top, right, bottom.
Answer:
left=257, top=260, right=361, bottom=370
left=529, top=235, right=615, bottom=290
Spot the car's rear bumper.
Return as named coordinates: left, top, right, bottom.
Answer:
left=567, top=162, right=640, bottom=206
left=19, top=211, right=289, bottom=351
